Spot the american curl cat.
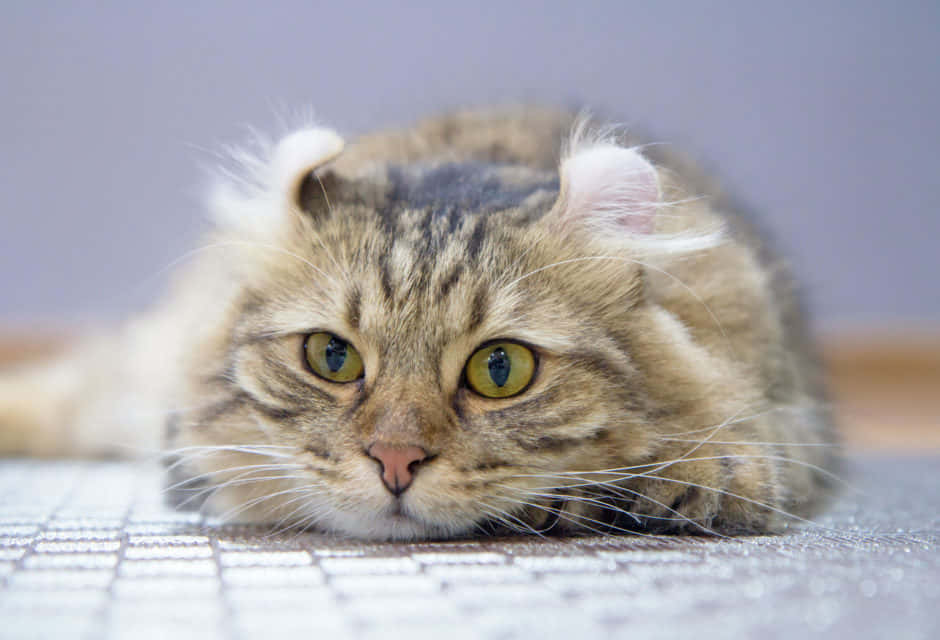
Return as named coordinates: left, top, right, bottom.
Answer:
left=0, top=108, right=838, bottom=540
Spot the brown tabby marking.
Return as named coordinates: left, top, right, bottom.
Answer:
left=0, top=107, right=838, bottom=540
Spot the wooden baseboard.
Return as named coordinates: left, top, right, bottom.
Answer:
left=822, top=332, right=940, bottom=452
left=2, top=330, right=938, bottom=452
left=0, top=333, right=70, bottom=365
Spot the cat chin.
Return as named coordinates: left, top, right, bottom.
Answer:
left=315, top=504, right=477, bottom=542
left=205, top=487, right=477, bottom=541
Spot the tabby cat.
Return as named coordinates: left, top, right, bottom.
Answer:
left=0, top=107, right=838, bottom=540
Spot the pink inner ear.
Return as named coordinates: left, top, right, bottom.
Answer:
left=561, top=144, right=660, bottom=234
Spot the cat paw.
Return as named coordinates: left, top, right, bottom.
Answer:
left=622, top=450, right=782, bottom=535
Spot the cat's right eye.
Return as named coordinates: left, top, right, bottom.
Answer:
left=304, top=332, right=364, bottom=383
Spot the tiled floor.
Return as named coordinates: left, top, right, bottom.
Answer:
left=0, top=457, right=937, bottom=639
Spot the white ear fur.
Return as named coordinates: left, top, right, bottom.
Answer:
left=209, top=127, right=344, bottom=236
left=559, top=143, right=660, bottom=233
left=272, top=128, right=345, bottom=208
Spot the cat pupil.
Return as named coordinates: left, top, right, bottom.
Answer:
left=487, top=347, right=511, bottom=387
left=324, top=337, right=347, bottom=372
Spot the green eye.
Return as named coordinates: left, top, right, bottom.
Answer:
left=464, top=342, right=536, bottom=398
left=304, top=332, right=364, bottom=383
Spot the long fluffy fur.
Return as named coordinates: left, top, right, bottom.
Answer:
left=0, top=107, right=839, bottom=540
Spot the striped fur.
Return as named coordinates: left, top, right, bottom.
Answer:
left=0, top=107, right=838, bottom=540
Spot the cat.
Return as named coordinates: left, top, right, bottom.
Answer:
left=0, top=107, right=839, bottom=541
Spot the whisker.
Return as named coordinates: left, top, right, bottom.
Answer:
left=262, top=491, right=330, bottom=536
left=501, top=494, right=668, bottom=539
left=169, top=471, right=310, bottom=507
left=506, top=464, right=852, bottom=536
left=660, top=438, right=839, bottom=448
left=629, top=474, right=833, bottom=532
left=171, top=471, right=313, bottom=512
left=213, top=483, right=319, bottom=523
left=161, top=444, right=299, bottom=468
left=475, top=498, right=550, bottom=537
left=656, top=404, right=827, bottom=437
left=501, top=484, right=728, bottom=538
left=499, top=255, right=730, bottom=352
left=510, top=451, right=855, bottom=490
left=510, top=408, right=749, bottom=483
left=635, top=454, right=854, bottom=489
left=162, top=462, right=305, bottom=493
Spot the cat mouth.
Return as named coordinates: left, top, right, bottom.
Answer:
left=369, top=496, right=475, bottom=540
left=384, top=500, right=407, bottom=518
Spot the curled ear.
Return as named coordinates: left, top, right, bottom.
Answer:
left=272, top=128, right=345, bottom=211
left=552, top=143, right=661, bottom=234
left=209, top=127, right=344, bottom=236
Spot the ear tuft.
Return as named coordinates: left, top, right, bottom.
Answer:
left=559, top=143, right=660, bottom=233
left=208, top=126, right=344, bottom=237
left=272, top=128, right=345, bottom=209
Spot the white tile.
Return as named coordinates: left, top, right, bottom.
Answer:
left=10, top=569, right=113, bottom=590
left=219, top=550, right=313, bottom=567
left=0, top=547, right=27, bottom=561
left=319, top=556, right=420, bottom=575
left=24, top=552, right=119, bottom=570
left=329, top=574, right=441, bottom=596
left=127, top=535, right=211, bottom=546
left=234, top=611, right=349, bottom=635
left=38, top=529, right=121, bottom=541
left=222, top=566, right=325, bottom=587
left=446, top=583, right=562, bottom=609
left=226, top=586, right=334, bottom=608
left=124, top=544, right=213, bottom=560
left=47, top=518, right=125, bottom=530
left=411, top=551, right=506, bottom=565
left=596, top=549, right=704, bottom=563
left=341, top=594, right=461, bottom=622
left=0, top=589, right=107, bottom=610
left=119, top=559, right=217, bottom=578
left=425, top=563, right=534, bottom=584
left=511, top=554, right=617, bottom=572
left=34, top=540, right=122, bottom=553
left=113, top=576, right=220, bottom=599
left=0, top=525, right=40, bottom=537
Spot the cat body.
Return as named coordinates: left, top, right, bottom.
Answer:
left=0, top=108, right=837, bottom=540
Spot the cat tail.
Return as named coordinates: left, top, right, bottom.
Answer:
left=0, top=322, right=168, bottom=459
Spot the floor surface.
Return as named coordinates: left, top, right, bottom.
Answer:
left=0, top=456, right=937, bottom=640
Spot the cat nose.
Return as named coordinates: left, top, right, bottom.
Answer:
left=367, top=442, right=428, bottom=496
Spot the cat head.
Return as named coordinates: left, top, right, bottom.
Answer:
left=170, top=121, right=724, bottom=539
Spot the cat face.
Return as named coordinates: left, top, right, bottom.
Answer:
left=167, top=128, right=726, bottom=539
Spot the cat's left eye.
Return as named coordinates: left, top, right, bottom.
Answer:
left=464, top=341, right=536, bottom=399
left=304, top=332, right=364, bottom=383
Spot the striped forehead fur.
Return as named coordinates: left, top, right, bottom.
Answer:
left=208, top=115, right=723, bottom=258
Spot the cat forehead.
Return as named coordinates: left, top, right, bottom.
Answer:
left=326, top=161, right=560, bottom=232
left=383, top=162, right=559, bottom=212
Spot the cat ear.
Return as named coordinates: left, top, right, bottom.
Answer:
left=272, top=128, right=345, bottom=211
left=210, top=127, right=344, bottom=236
left=553, top=143, right=660, bottom=234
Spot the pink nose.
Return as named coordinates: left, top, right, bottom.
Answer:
left=367, top=443, right=428, bottom=496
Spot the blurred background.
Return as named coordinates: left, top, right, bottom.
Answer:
left=1, top=1, right=938, bottom=447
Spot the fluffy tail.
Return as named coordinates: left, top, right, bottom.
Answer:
left=0, top=329, right=164, bottom=458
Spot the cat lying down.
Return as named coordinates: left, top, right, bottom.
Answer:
left=0, top=107, right=838, bottom=540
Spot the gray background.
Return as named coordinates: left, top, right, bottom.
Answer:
left=1, top=1, right=938, bottom=331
